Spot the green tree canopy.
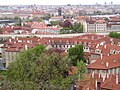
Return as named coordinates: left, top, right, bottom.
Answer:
left=77, top=60, right=86, bottom=81
left=50, top=21, right=59, bottom=26
left=71, top=22, right=83, bottom=33
left=2, top=45, right=76, bottom=90
left=109, top=32, right=120, bottom=39
left=31, top=52, right=71, bottom=90
left=37, top=18, right=43, bottom=22
left=68, top=45, right=84, bottom=66
left=60, top=27, right=72, bottom=34
left=42, top=14, right=51, bottom=20
left=2, top=45, right=45, bottom=89
left=60, top=22, right=84, bottom=34
left=2, top=44, right=86, bottom=90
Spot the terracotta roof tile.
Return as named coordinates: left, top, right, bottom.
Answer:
left=87, top=54, right=120, bottom=69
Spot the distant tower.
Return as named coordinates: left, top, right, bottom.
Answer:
left=111, top=1, right=113, bottom=5
left=104, top=2, right=107, bottom=5
left=58, top=8, right=62, bottom=16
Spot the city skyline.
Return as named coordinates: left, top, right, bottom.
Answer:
left=0, top=0, right=119, bottom=5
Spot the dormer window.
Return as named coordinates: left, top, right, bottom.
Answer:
left=88, top=42, right=91, bottom=46
left=113, top=60, right=117, bottom=63
left=84, top=42, right=86, bottom=46
left=66, top=41, right=69, bottom=44
left=74, top=41, right=77, bottom=44
left=115, top=51, right=119, bottom=54
left=52, top=40, right=54, bottom=44
left=110, top=50, right=115, bottom=54
left=111, top=41, right=114, bottom=45
left=59, top=40, right=62, bottom=44
left=79, top=42, right=82, bottom=44
left=95, top=49, right=101, bottom=54
left=118, top=42, right=120, bottom=46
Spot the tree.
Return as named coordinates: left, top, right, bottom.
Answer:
left=37, top=18, right=42, bottom=22
left=109, top=32, right=120, bottom=39
left=68, top=45, right=84, bottom=66
left=42, top=14, right=51, bottom=20
left=14, top=16, right=22, bottom=26
left=60, top=22, right=84, bottom=34
left=71, top=22, right=83, bottom=33
left=2, top=45, right=75, bottom=90
left=60, top=27, right=72, bottom=34
left=62, top=20, right=72, bottom=27
left=14, top=16, right=20, bottom=20
left=50, top=21, right=59, bottom=26
left=2, top=45, right=45, bottom=90
left=77, top=61, right=86, bottom=81
left=31, top=52, right=72, bottom=90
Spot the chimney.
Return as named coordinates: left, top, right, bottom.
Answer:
left=25, top=45, right=28, bottom=50
left=16, top=38, right=18, bottom=41
left=106, top=62, right=109, bottom=67
left=104, top=45, right=106, bottom=49
left=102, top=73, right=106, bottom=82
left=21, top=22, right=24, bottom=26
left=11, top=26, right=14, bottom=29
left=95, top=79, right=97, bottom=90
left=116, top=74, right=118, bottom=84
left=98, top=73, right=101, bottom=78
left=92, top=71, right=94, bottom=78
left=100, top=54, right=103, bottom=59
left=96, top=44, right=99, bottom=48
left=107, top=73, right=109, bottom=79
left=9, top=39, right=11, bottom=43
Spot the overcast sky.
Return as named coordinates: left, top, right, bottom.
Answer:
left=0, top=0, right=119, bottom=5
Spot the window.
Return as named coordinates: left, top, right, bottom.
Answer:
left=118, top=42, right=120, bottom=46
left=115, top=51, right=119, bottom=54
left=95, top=49, right=101, bottom=54
left=110, top=69, right=112, bottom=74
left=66, top=41, right=69, bottom=44
left=119, top=68, right=120, bottom=73
left=110, top=50, right=115, bottom=54
left=74, top=41, right=77, bottom=44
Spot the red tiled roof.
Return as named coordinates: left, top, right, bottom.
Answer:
left=96, top=44, right=120, bottom=56
left=31, top=11, right=47, bottom=15
left=77, top=73, right=120, bottom=90
left=5, top=48, right=20, bottom=52
left=87, top=54, right=120, bottom=70
left=100, top=74, right=120, bottom=90
left=50, top=16, right=63, bottom=19
left=96, top=19, right=106, bottom=23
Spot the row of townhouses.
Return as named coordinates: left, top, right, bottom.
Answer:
left=1, top=15, right=120, bottom=34
left=76, top=16, right=120, bottom=33
left=0, top=34, right=120, bottom=89
left=1, top=34, right=120, bottom=66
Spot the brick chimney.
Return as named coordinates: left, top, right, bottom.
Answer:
left=100, top=54, right=103, bottom=59
left=9, top=39, right=11, bottom=43
left=25, top=45, right=28, bottom=50
left=116, top=74, right=118, bottom=84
